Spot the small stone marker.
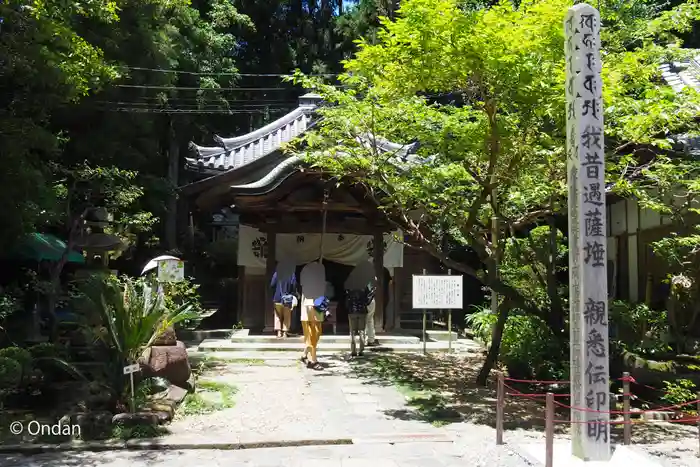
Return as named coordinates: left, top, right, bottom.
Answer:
left=565, top=3, right=610, bottom=461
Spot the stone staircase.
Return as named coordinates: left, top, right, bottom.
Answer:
left=184, top=329, right=481, bottom=357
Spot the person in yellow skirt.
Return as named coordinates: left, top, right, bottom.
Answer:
left=299, top=261, right=327, bottom=369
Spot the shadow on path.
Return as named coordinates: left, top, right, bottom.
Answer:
left=322, top=352, right=697, bottom=444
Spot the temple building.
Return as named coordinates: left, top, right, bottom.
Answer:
left=181, top=93, right=443, bottom=333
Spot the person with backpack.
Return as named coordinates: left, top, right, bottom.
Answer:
left=344, top=260, right=378, bottom=355
left=299, top=261, right=328, bottom=369
left=270, top=260, right=297, bottom=339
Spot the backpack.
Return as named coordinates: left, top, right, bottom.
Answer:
left=281, top=294, right=295, bottom=307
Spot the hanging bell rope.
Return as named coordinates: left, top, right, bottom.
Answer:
left=319, top=188, right=329, bottom=263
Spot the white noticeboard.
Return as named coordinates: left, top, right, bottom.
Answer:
left=157, top=259, right=185, bottom=283
left=123, top=363, right=140, bottom=375
left=412, top=275, right=463, bottom=309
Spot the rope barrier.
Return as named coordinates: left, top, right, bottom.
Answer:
left=553, top=397, right=700, bottom=414
left=495, top=370, right=700, bottom=458
left=503, top=376, right=570, bottom=385
left=504, top=380, right=700, bottom=414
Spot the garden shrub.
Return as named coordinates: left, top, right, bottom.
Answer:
left=0, top=347, right=32, bottom=378
left=466, top=307, right=567, bottom=380
left=0, top=356, right=22, bottom=390
left=661, top=379, right=697, bottom=409
left=609, top=300, right=670, bottom=355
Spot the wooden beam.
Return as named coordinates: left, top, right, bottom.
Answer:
left=235, top=202, right=368, bottom=214
left=264, top=230, right=276, bottom=328
left=373, top=230, right=385, bottom=332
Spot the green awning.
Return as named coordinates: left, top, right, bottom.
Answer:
left=17, top=233, right=86, bottom=264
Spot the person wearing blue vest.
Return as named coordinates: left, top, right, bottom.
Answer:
left=270, top=260, right=297, bottom=338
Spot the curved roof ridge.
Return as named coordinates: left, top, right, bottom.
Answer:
left=214, top=107, right=308, bottom=150
left=186, top=94, right=322, bottom=173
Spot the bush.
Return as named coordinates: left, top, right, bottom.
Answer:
left=609, top=300, right=669, bottom=355
left=466, top=307, right=566, bottom=380
left=0, top=356, right=22, bottom=390
left=0, top=347, right=32, bottom=379
left=161, top=277, right=206, bottom=330
left=661, top=379, right=697, bottom=409
left=28, top=342, right=64, bottom=359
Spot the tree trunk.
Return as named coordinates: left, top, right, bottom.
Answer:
left=47, top=208, right=89, bottom=342
left=476, top=299, right=510, bottom=386
left=165, top=118, right=180, bottom=250
left=546, top=216, right=564, bottom=335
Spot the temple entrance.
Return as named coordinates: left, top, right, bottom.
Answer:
left=272, top=260, right=392, bottom=336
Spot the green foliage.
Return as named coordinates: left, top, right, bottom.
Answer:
left=179, top=380, right=237, bottom=416
left=0, top=347, right=32, bottom=379
left=0, top=287, right=23, bottom=329
left=83, top=274, right=198, bottom=363
left=661, top=379, right=697, bottom=408
left=610, top=300, right=670, bottom=355
left=28, top=343, right=64, bottom=359
left=0, top=357, right=23, bottom=395
left=466, top=306, right=566, bottom=379
left=161, top=277, right=206, bottom=330
left=465, top=305, right=497, bottom=344
left=500, top=225, right=568, bottom=310
left=79, top=273, right=198, bottom=398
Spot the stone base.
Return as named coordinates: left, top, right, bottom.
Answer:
left=517, top=443, right=662, bottom=466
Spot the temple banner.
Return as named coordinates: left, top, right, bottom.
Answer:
left=237, top=225, right=404, bottom=268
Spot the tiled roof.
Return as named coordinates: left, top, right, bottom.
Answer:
left=659, top=55, right=700, bottom=156
left=659, top=56, right=700, bottom=92
left=185, top=93, right=322, bottom=173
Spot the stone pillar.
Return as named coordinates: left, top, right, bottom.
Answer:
left=565, top=4, right=610, bottom=461
left=373, top=231, right=385, bottom=332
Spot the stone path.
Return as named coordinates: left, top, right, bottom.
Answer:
left=168, top=354, right=447, bottom=442
left=0, top=443, right=527, bottom=467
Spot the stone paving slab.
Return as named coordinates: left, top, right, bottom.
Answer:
left=0, top=443, right=485, bottom=467
left=168, top=355, right=445, bottom=442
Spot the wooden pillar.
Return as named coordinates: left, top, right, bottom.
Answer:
left=392, top=267, right=403, bottom=330
left=373, top=231, right=385, bottom=332
left=264, top=230, right=277, bottom=332
left=237, top=265, right=245, bottom=326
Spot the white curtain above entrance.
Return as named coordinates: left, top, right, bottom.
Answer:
left=238, top=225, right=403, bottom=268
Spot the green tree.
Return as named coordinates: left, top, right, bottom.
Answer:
left=291, top=0, right=700, bottom=384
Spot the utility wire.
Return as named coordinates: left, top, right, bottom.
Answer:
left=97, top=101, right=297, bottom=108
left=117, top=96, right=299, bottom=103
left=115, top=84, right=299, bottom=91
left=117, top=66, right=338, bottom=78
left=98, top=107, right=294, bottom=114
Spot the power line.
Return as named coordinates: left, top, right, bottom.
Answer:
left=119, top=96, right=299, bottom=103
left=115, top=84, right=299, bottom=91
left=98, top=107, right=295, bottom=114
left=97, top=101, right=297, bottom=108
left=117, top=66, right=338, bottom=78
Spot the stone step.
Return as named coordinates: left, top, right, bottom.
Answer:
left=197, top=338, right=483, bottom=354
left=178, top=329, right=236, bottom=343
left=229, top=334, right=421, bottom=345
left=425, top=330, right=460, bottom=342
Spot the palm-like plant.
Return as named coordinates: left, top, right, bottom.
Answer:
left=80, top=274, right=199, bottom=403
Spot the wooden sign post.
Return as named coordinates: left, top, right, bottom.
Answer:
left=123, top=363, right=140, bottom=413
left=412, top=270, right=463, bottom=356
